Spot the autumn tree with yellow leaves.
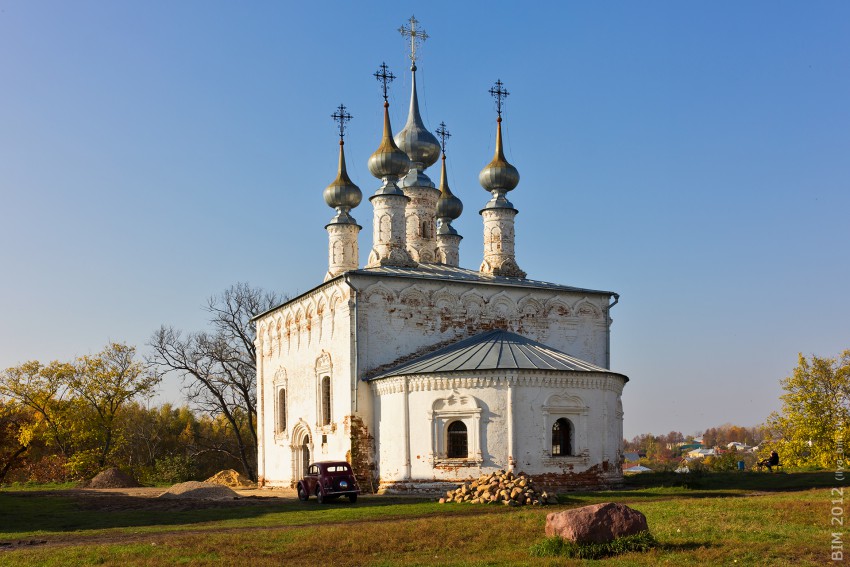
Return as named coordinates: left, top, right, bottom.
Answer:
left=765, top=350, right=850, bottom=468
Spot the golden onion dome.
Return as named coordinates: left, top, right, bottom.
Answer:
left=324, top=140, right=362, bottom=223
left=368, top=101, right=411, bottom=181
left=478, top=116, right=519, bottom=195
left=436, top=153, right=463, bottom=223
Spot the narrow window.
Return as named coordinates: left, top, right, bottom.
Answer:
left=552, top=418, right=573, bottom=456
left=321, top=376, right=331, bottom=426
left=277, top=388, right=287, bottom=433
left=447, top=421, right=468, bottom=458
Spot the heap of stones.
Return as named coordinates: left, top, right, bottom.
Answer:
left=439, top=471, right=558, bottom=506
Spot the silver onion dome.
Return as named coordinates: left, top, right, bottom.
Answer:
left=368, top=101, right=410, bottom=195
left=479, top=116, right=519, bottom=208
left=436, top=154, right=463, bottom=234
left=394, top=66, right=441, bottom=171
left=324, top=140, right=362, bottom=224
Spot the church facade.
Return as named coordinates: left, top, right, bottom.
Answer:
left=254, top=19, right=628, bottom=492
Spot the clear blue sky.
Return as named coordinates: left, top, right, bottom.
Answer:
left=1, top=1, right=848, bottom=439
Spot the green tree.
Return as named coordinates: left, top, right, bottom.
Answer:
left=766, top=350, right=850, bottom=468
left=67, top=343, right=159, bottom=475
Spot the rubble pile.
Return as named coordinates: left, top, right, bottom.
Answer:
left=205, top=469, right=255, bottom=488
left=86, top=467, right=140, bottom=488
left=439, top=471, right=558, bottom=506
left=158, top=481, right=239, bottom=500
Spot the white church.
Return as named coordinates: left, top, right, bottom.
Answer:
left=254, top=19, right=629, bottom=492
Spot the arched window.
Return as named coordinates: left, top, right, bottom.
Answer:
left=321, top=376, right=331, bottom=426
left=552, top=418, right=573, bottom=456
left=277, top=389, right=287, bottom=433
left=447, top=421, right=468, bottom=458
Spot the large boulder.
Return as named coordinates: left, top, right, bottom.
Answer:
left=545, top=502, right=648, bottom=543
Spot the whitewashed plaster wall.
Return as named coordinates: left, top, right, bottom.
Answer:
left=371, top=372, right=625, bottom=484
left=352, top=274, right=613, bottom=377
left=255, top=280, right=355, bottom=487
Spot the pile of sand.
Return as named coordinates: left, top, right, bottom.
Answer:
left=158, top=481, right=239, bottom=500
left=86, top=467, right=140, bottom=489
left=205, top=469, right=255, bottom=488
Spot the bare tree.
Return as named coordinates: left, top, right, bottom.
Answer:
left=148, top=283, right=283, bottom=481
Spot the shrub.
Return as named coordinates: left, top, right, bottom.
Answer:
left=530, top=530, right=658, bottom=559
left=151, top=455, right=195, bottom=485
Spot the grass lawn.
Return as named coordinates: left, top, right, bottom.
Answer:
left=0, top=471, right=841, bottom=566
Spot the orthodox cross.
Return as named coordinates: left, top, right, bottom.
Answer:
left=399, top=15, right=428, bottom=66
left=435, top=121, right=451, bottom=154
left=331, top=104, right=353, bottom=140
left=374, top=62, right=395, bottom=102
left=489, top=79, right=509, bottom=118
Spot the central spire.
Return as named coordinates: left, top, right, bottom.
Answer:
left=394, top=16, right=441, bottom=264
left=394, top=16, right=440, bottom=186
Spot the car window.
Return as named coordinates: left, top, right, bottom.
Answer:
left=309, top=465, right=317, bottom=475
left=326, top=465, right=351, bottom=473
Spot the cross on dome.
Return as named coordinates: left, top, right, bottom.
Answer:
left=399, top=15, right=428, bottom=67
left=374, top=63, right=396, bottom=103
left=331, top=104, right=353, bottom=140
left=489, top=79, right=509, bottom=119
left=436, top=121, right=451, bottom=154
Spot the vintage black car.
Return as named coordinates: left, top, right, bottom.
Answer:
left=297, top=461, right=360, bottom=503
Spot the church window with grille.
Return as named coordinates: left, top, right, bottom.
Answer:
left=447, top=420, right=468, bottom=458
left=321, top=376, right=331, bottom=426
left=277, top=388, right=287, bottom=433
left=552, top=418, right=573, bottom=456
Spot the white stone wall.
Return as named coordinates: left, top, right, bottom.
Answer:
left=371, top=372, right=626, bottom=485
left=352, top=274, right=613, bottom=374
left=255, top=280, right=355, bottom=487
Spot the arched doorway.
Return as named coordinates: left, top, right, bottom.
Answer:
left=301, top=436, right=310, bottom=477
left=291, top=423, right=312, bottom=483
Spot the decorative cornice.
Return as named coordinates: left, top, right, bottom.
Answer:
left=370, top=371, right=626, bottom=396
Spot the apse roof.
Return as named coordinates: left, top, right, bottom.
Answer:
left=367, top=329, right=628, bottom=381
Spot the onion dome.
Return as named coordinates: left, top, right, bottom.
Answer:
left=479, top=115, right=519, bottom=208
left=368, top=101, right=410, bottom=195
left=435, top=123, right=462, bottom=235
left=436, top=161, right=463, bottom=235
left=324, top=139, right=362, bottom=224
left=394, top=65, right=441, bottom=173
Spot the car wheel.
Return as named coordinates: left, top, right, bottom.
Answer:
left=348, top=493, right=357, bottom=504
left=315, top=486, right=324, bottom=504
left=297, top=484, right=308, bottom=501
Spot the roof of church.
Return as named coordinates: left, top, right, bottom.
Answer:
left=251, top=265, right=616, bottom=323
left=367, top=329, right=628, bottom=381
left=351, top=264, right=615, bottom=295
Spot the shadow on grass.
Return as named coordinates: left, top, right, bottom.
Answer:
left=0, top=490, right=451, bottom=538
left=621, top=470, right=834, bottom=492
left=558, top=489, right=747, bottom=506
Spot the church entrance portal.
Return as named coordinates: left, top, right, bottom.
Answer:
left=292, top=425, right=312, bottom=483
left=301, top=437, right=310, bottom=476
